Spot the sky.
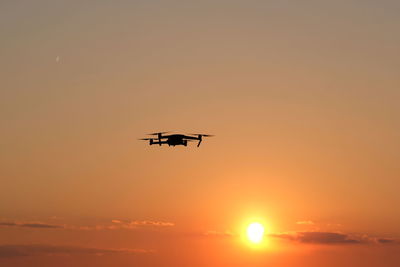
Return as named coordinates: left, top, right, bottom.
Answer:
left=1, top=0, right=400, bottom=266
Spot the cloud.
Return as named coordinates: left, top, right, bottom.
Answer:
left=0, top=222, right=63, bottom=229
left=298, top=232, right=361, bottom=244
left=67, top=220, right=175, bottom=231
left=0, top=244, right=153, bottom=258
left=130, top=220, right=175, bottom=227
left=0, top=222, right=17, bottom=227
left=20, top=223, right=63, bottom=229
left=296, top=220, right=314, bottom=225
left=271, top=231, right=365, bottom=244
left=271, top=231, right=400, bottom=246
left=376, top=238, right=398, bottom=244
left=110, top=219, right=175, bottom=229
left=0, top=219, right=174, bottom=231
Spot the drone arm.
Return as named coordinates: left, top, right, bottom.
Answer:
left=151, top=140, right=167, bottom=146
left=182, top=135, right=198, bottom=140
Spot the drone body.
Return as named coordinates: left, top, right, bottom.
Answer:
left=140, top=132, right=213, bottom=147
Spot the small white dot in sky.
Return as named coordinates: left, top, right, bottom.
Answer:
left=56, top=56, right=60, bottom=63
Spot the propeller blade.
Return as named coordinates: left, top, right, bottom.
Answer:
left=187, top=134, right=214, bottom=137
left=197, top=139, right=202, bottom=147
left=147, top=132, right=169, bottom=135
left=139, top=138, right=153, bottom=140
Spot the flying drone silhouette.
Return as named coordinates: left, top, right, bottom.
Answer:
left=139, top=132, right=214, bottom=147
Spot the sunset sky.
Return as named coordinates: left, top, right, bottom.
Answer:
left=1, top=1, right=400, bottom=266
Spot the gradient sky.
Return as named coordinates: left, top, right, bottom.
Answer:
left=1, top=1, right=400, bottom=266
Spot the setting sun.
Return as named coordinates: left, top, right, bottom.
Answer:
left=246, top=222, right=265, bottom=244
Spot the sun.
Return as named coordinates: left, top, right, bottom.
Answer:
left=246, top=222, right=265, bottom=244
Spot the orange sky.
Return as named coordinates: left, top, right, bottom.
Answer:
left=1, top=1, right=400, bottom=266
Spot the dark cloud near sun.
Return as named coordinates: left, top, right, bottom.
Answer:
left=270, top=231, right=399, bottom=245
left=0, top=244, right=153, bottom=258
left=296, top=232, right=361, bottom=244
left=376, top=238, right=398, bottom=244
left=270, top=231, right=361, bottom=244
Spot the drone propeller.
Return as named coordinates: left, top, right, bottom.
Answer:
left=147, top=132, right=169, bottom=146
left=188, top=133, right=214, bottom=137
left=147, top=132, right=169, bottom=136
left=139, top=137, right=155, bottom=145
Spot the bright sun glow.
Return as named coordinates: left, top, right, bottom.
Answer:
left=246, top=222, right=265, bottom=243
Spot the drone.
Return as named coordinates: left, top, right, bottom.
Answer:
left=139, top=132, right=214, bottom=147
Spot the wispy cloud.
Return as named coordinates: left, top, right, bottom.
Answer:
left=0, top=219, right=174, bottom=231
left=270, top=231, right=361, bottom=244
left=20, top=223, right=63, bottom=229
left=270, top=231, right=399, bottom=245
left=110, top=219, right=175, bottom=229
left=298, top=231, right=361, bottom=244
left=129, top=220, right=174, bottom=227
left=0, top=222, right=63, bottom=229
left=375, top=238, right=398, bottom=244
left=0, top=244, right=153, bottom=258
left=0, top=222, right=17, bottom=227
